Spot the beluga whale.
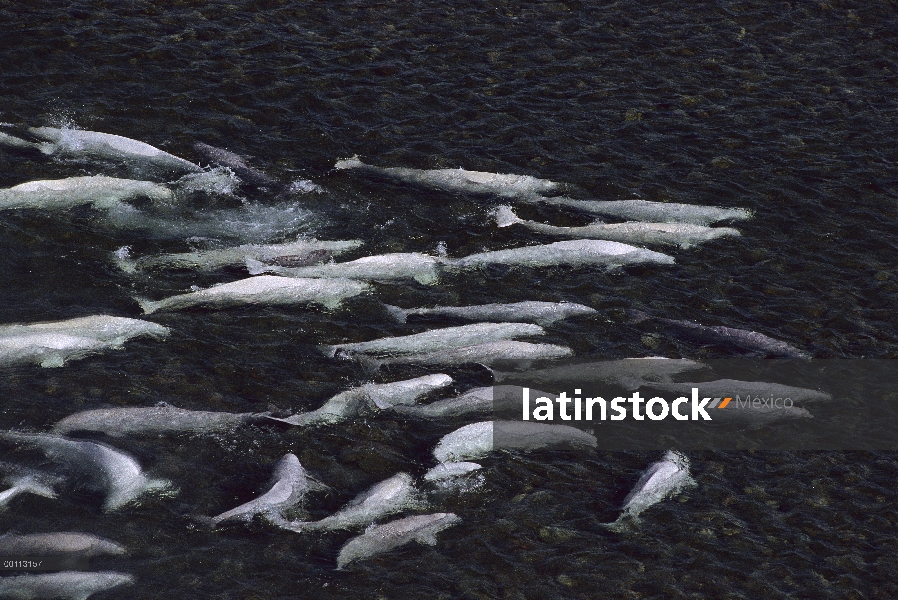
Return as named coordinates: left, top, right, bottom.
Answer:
left=0, top=176, right=173, bottom=211
left=537, top=197, right=752, bottom=226
left=335, top=156, right=560, bottom=198
left=247, top=252, right=445, bottom=285
left=495, top=206, right=741, bottom=248
left=0, top=315, right=169, bottom=368
left=275, top=473, right=420, bottom=533
left=321, top=323, right=546, bottom=358
left=628, top=310, right=809, bottom=358
left=114, top=238, right=362, bottom=273
left=336, top=513, right=460, bottom=570
left=384, top=300, right=597, bottom=326
left=53, top=404, right=271, bottom=437
left=0, top=432, right=171, bottom=512
left=0, top=532, right=126, bottom=561
left=266, top=374, right=453, bottom=426
left=0, top=124, right=201, bottom=175
left=358, top=341, right=574, bottom=371
left=432, top=421, right=597, bottom=463
left=604, top=450, right=696, bottom=532
left=0, top=571, right=134, bottom=600
left=193, top=142, right=278, bottom=188
left=448, top=240, right=674, bottom=270
left=205, top=454, right=325, bottom=527
left=136, top=275, right=369, bottom=314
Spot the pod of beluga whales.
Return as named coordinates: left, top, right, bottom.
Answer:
left=0, top=124, right=824, bottom=597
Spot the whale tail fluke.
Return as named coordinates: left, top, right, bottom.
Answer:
left=601, top=513, right=636, bottom=534
left=7, top=476, right=57, bottom=502
left=135, top=297, right=164, bottom=315
left=383, top=304, right=408, bottom=323
left=245, top=257, right=271, bottom=276
left=334, top=155, right=364, bottom=170
left=494, top=205, right=522, bottom=228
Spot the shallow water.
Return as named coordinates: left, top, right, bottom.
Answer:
left=1, top=1, right=897, bottom=598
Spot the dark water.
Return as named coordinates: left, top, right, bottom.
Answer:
left=1, top=1, right=897, bottom=598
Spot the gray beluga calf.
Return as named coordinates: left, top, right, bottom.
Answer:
left=495, top=206, right=741, bottom=249
left=448, top=239, right=674, bottom=270
left=335, top=155, right=560, bottom=198
left=0, top=571, right=134, bottom=600
left=0, top=124, right=201, bottom=174
left=247, top=252, right=445, bottom=285
left=604, top=450, right=696, bottom=532
left=538, top=197, right=752, bottom=226
left=136, top=275, right=369, bottom=314
left=492, top=357, right=707, bottom=389
left=193, top=142, right=278, bottom=187
left=384, top=300, right=597, bottom=326
left=362, top=341, right=574, bottom=371
left=629, top=310, right=809, bottom=358
left=276, top=473, right=420, bottom=533
left=0, top=175, right=173, bottom=211
left=0, top=532, right=126, bottom=560
left=208, top=454, right=323, bottom=527
left=266, top=374, right=453, bottom=427
left=0, top=315, right=169, bottom=369
left=433, top=421, right=597, bottom=463
left=53, top=404, right=270, bottom=437
left=390, top=385, right=557, bottom=419
left=0, top=432, right=171, bottom=512
left=336, top=513, right=461, bottom=570
left=645, top=379, right=831, bottom=405
left=114, top=238, right=362, bottom=273
left=321, top=323, right=545, bottom=358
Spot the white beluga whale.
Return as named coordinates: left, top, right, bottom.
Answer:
left=538, top=197, right=752, bottom=226
left=267, top=374, right=453, bottom=426
left=336, top=513, right=460, bottom=570
left=208, top=454, right=324, bottom=527
left=114, top=238, right=362, bottom=273
left=391, top=385, right=556, bottom=419
left=0, top=571, right=134, bottom=600
left=0, top=124, right=201, bottom=175
left=53, top=404, right=270, bottom=437
left=0, top=432, right=171, bottom=512
left=335, top=156, right=560, bottom=198
left=193, top=142, right=278, bottom=187
left=0, top=532, right=126, bottom=560
left=247, top=252, right=445, bottom=285
left=321, top=322, right=545, bottom=358
left=629, top=310, right=809, bottom=358
left=448, top=239, right=674, bottom=270
left=361, top=341, right=574, bottom=371
left=276, top=473, right=420, bottom=533
left=384, top=300, right=597, bottom=326
left=604, top=450, right=696, bottom=532
left=0, top=315, right=169, bottom=369
left=0, top=176, right=173, bottom=211
left=433, top=421, right=597, bottom=463
left=495, top=206, right=741, bottom=248
left=136, top=275, right=369, bottom=314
